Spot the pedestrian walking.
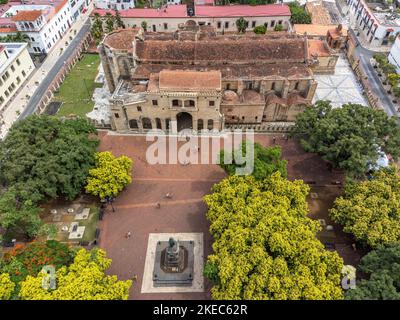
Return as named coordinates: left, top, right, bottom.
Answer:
left=165, top=193, right=173, bottom=199
left=156, top=202, right=161, bottom=209
left=125, top=231, right=132, bottom=239
left=272, top=136, right=276, bottom=144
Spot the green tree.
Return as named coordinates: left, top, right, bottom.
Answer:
left=330, top=167, right=400, bottom=248
left=219, top=142, right=287, bottom=180
left=346, top=244, right=400, bottom=300
left=19, top=248, right=132, bottom=300
left=204, top=173, right=344, bottom=300
left=0, top=115, right=98, bottom=204
left=0, top=188, right=41, bottom=238
left=253, top=25, right=266, bottom=34
left=0, top=240, right=74, bottom=298
left=105, top=13, right=115, bottom=34
left=236, top=17, right=248, bottom=33
left=91, top=13, right=104, bottom=44
left=288, top=2, right=312, bottom=24
left=114, top=9, right=125, bottom=29
left=292, top=101, right=400, bottom=177
left=274, top=24, right=284, bottom=31
left=0, top=273, right=15, bottom=300
left=85, top=151, right=133, bottom=199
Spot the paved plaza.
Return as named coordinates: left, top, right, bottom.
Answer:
left=97, top=131, right=345, bottom=299
left=313, top=55, right=369, bottom=107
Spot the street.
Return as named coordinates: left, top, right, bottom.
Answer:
left=0, top=6, right=94, bottom=139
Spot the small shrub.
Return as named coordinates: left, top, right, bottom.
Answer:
left=253, top=25, right=266, bottom=34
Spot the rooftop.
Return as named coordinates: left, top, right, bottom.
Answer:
left=103, top=28, right=141, bottom=50
left=133, top=62, right=313, bottom=80
left=158, top=70, right=221, bottom=91
left=0, top=42, right=28, bottom=75
left=92, top=4, right=291, bottom=18
left=294, top=24, right=348, bottom=37
left=135, top=37, right=307, bottom=63
left=308, top=39, right=331, bottom=58
left=305, top=1, right=332, bottom=25
left=12, top=10, right=42, bottom=21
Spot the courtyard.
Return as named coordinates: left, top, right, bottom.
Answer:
left=96, top=131, right=361, bottom=300
left=52, top=54, right=102, bottom=117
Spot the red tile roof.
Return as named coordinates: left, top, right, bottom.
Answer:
left=0, top=26, right=17, bottom=33
left=93, top=4, right=290, bottom=18
left=158, top=70, right=221, bottom=91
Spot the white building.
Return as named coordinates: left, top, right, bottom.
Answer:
left=389, top=35, right=400, bottom=73
left=0, top=42, right=35, bottom=110
left=69, top=0, right=91, bottom=20
left=347, top=0, right=400, bottom=47
left=94, top=0, right=135, bottom=11
left=5, top=1, right=73, bottom=54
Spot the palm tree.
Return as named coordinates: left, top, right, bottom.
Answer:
left=115, top=9, right=125, bottom=29
left=105, top=13, right=115, bottom=34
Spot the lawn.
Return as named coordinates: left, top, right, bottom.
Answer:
left=53, top=54, right=101, bottom=117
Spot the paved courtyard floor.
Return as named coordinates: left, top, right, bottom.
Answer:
left=97, top=131, right=345, bottom=300
left=313, top=55, right=369, bottom=107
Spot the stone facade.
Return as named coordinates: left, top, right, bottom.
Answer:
left=96, top=26, right=336, bottom=133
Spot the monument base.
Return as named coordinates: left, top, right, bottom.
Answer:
left=153, top=240, right=194, bottom=287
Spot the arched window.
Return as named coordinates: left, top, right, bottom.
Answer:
left=207, top=119, right=214, bottom=130
left=156, top=118, right=162, bottom=129
left=142, top=118, right=152, bottom=129
left=197, top=119, right=204, bottom=131
left=129, top=119, right=138, bottom=129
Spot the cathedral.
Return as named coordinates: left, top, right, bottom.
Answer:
left=96, top=23, right=340, bottom=133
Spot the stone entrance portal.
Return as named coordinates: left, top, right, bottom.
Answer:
left=177, top=112, right=193, bottom=132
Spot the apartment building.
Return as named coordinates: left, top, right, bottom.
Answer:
left=0, top=42, right=35, bottom=110
left=94, top=0, right=135, bottom=11
left=347, top=0, right=400, bottom=47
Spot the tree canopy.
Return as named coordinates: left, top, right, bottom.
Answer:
left=292, top=101, right=400, bottom=177
left=0, top=240, right=74, bottom=298
left=204, top=173, right=344, bottom=300
left=0, top=188, right=41, bottom=238
left=0, top=273, right=15, bottom=300
left=236, top=17, right=248, bottom=33
left=219, top=142, right=287, bottom=180
left=0, top=115, right=99, bottom=204
left=85, top=151, right=133, bottom=199
left=346, top=244, right=400, bottom=300
left=19, top=248, right=132, bottom=300
left=330, top=166, right=400, bottom=248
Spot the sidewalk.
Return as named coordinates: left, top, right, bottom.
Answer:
left=0, top=4, right=95, bottom=139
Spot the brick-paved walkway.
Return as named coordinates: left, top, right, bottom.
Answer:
left=97, top=131, right=345, bottom=300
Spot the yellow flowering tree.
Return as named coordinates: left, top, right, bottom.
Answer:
left=85, top=151, right=133, bottom=199
left=330, top=166, right=400, bottom=248
left=204, top=173, right=344, bottom=300
left=0, top=273, right=15, bottom=300
left=19, top=248, right=132, bottom=300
